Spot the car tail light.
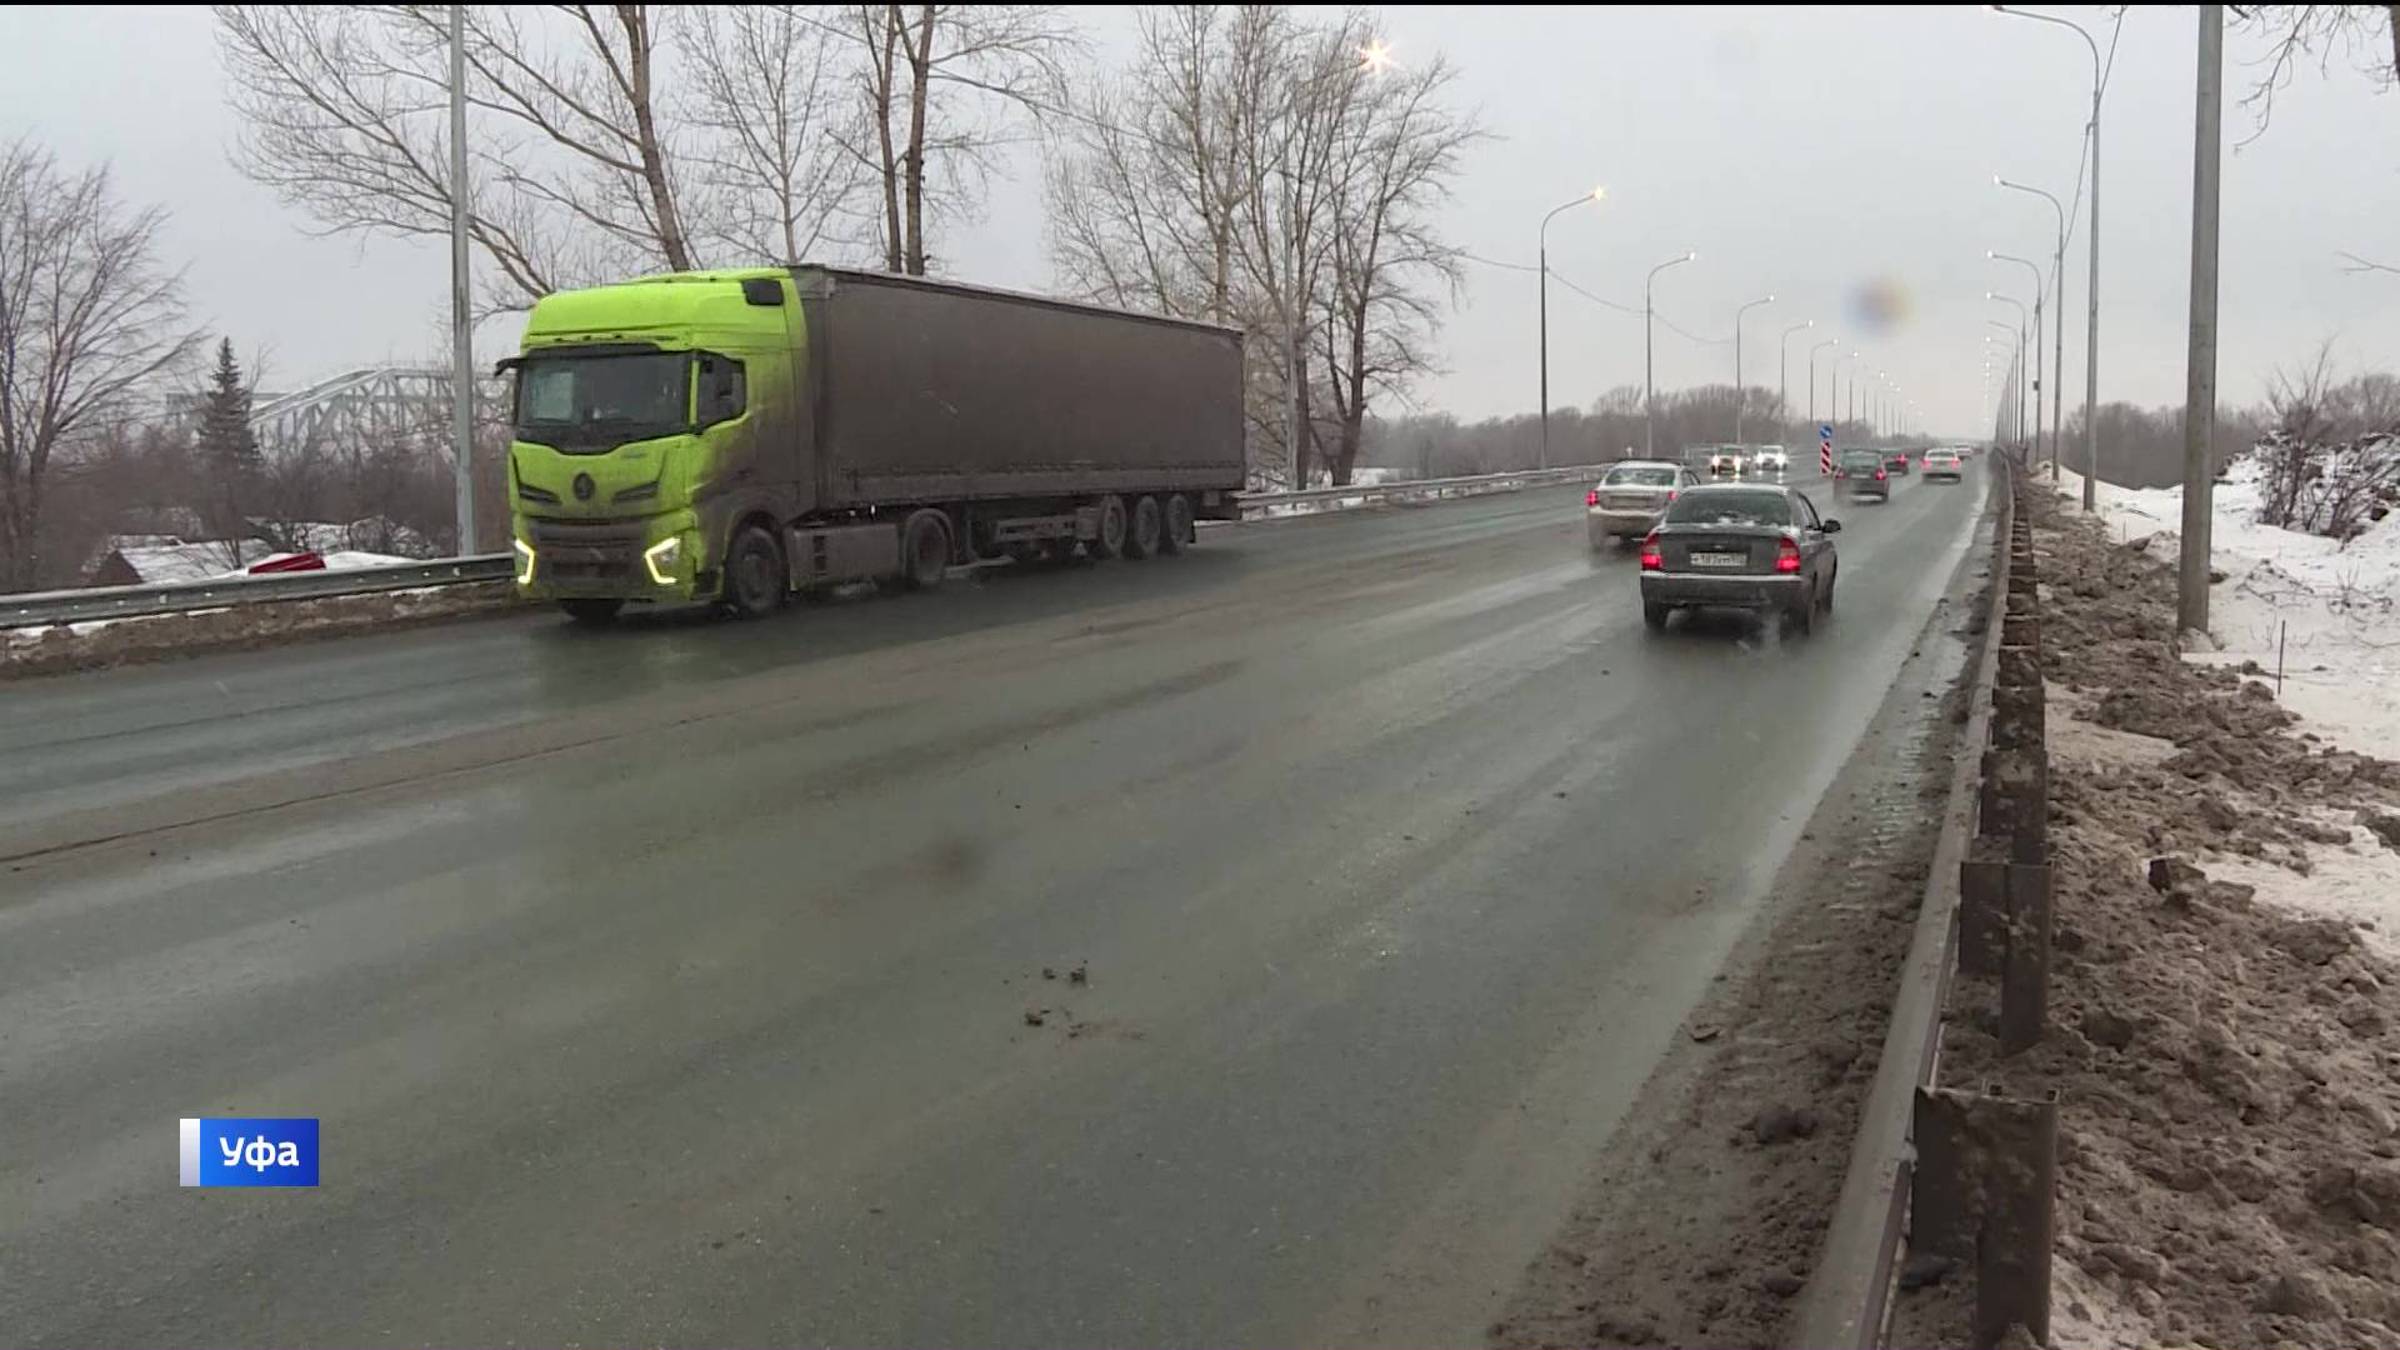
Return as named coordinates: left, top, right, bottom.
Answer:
left=1586, top=488, right=1600, bottom=507
left=1640, top=532, right=1663, bottom=570
left=1775, top=538, right=1803, bottom=573
left=1875, top=469, right=1887, bottom=481
left=1666, top=490, right=1678, bottom=503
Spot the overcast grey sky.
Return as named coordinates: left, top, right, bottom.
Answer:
left=3, top=5, right=2394, bottom=437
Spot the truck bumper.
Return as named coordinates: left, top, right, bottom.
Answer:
left=513, top=508, right=705, bottom=603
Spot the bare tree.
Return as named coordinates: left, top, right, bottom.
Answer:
left=2260, top=340, right=2341, bottom=527
left=1047, top=5, right=1281, bottom=322
left=218, top=5, right=700, bottom=310
left=2231, top=5, right=2398, bottom=136
left=1315, top=48, right=1480, bottom=486
left=0, top=141, right=202, bottom=590
left=830, top=4, right=1081, bottom=275
left=683, top=5, right=866, bottom=264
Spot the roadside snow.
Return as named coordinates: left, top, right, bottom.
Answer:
left=2046, top=463, right=2400, bottom=948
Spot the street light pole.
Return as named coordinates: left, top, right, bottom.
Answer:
left=447, top=3, right=475, bottom=554
left=1991, top=252, right=2045, bottom=470
left=1644, top=250, right=1696, bottom=458
left=1988, top=292, right=2029, bottom=455
left=1808, top=336, right=1836, bottom=429
left=1538, top=188, right=1606, bottom=471
left=1996, top=4, right=2103, bottom=509
left=1779, top=319, right=1813, bottom=447
left=1987, top=321, right=2020, bottom=452
left=1998, top=176, right=2068, bottom=483
left=2180, top=4, right=2224, bottom=634
left=1732, top=294, right=1774, bottom=443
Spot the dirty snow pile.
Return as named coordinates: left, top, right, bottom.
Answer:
left=1905, top=475, right=2400, bottom=1350
left=2057, top=457, right=2400, bottom=759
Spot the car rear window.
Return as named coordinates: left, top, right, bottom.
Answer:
left=1840, top=452, right=1882, bottom=468
left=1604, top=466, right=1679, bottom=487
left=1665, top=490, right=1789, bottom=527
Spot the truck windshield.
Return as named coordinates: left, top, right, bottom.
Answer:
left=515, top=351, right=690, bottom=451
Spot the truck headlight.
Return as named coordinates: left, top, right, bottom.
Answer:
left=512, top=537, right=536, bottom=585
left=643, top=534, right=683, bottom=586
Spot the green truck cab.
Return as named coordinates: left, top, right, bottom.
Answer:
left=505, top=266, right=1246, bottom=624
left=506, top=269, right=803, bottom=621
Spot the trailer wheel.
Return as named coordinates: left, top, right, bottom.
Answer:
left=1160, top=494, right=1193, bottom=554
left=722, top=523, right=786, bottom=618
left=902, top=509, right=952, bottom=590
left=1088, top=495, right=1128, bottom=559
left=559, top=599, right=623, bottom=625
left=1125, top=495, right=1163, bottom=560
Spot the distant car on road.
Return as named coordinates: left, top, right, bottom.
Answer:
left=1923, top=448, right=1965, bottom=482
left=1639, top=483, right=1840, bottom=634
left=1708, top=447, right=1746, bottom=478
left=1883, top=448, right=1912, bottom=477
left=1588, top=460, right=1701, bottom=547
left=1752, top=445, right=1790, bottom=475
left=1833, top=449, right=1890, bottom=502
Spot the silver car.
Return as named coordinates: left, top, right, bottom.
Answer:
left=1588, top=460, right=1701, bottom=547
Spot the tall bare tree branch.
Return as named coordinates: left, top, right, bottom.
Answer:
left=0, top=140, right=203, bottom=589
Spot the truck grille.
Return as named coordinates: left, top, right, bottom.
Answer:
left=527, top=518, right=648, bottom=585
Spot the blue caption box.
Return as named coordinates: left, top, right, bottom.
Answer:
left=180, top=1117, right=319, bottom=1187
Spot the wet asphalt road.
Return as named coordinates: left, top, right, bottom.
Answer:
left=1, top=468, right=1986, bottom=1347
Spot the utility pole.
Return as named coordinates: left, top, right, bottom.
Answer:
left=448, top=3, right=475, bottom=555
left=2179, top=5, right=2223, bottom=635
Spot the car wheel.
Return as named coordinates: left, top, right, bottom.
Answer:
left=722, top=524, right=786, bottom=618
left=1822, top=566, right=1837, bottom=613
left=1643, top=601, right=1670, bottom=632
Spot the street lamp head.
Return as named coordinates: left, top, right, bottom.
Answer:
left=1358, top=38, right=1395, bottom=74
left=1766, top=293, right=1777, bottom=302
left=1687, top=251, right=1699, bottom=262
left=1591, top=186, right=1607, bottom=202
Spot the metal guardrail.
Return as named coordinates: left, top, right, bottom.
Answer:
left=1, top=556, right=514, bottom=630
left=1793, top=452, right=2021, bottom=1349
left=1243, top=462, right=1615, bottom=507
left=4, top=464, right=1623, bottom=630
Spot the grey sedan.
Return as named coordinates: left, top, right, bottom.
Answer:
left=1638, top=483, right=1840, bottom=634
left=1588, top=460, right=1701, bottom=546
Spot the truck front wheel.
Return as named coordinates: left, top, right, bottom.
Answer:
left=1125, top=495, right=1163, bottom=560
left=902, top=510, right=951, bottom=590
left=1160, top=494, right=1193, bottom=554
left=722, top=524, right=786, bottom=618
left=1088, top=496, right=1128, bottom=560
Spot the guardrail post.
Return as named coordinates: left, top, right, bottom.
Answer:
left=1909, top=1085, right=2059, bottom=1349
left=1972, top=1086, right=2058, bottom=1350
left=1998, top=864, right=2054, bottom=1054
left=1959, top=855, right=2008, bottom=976
left=1911, top=1085, right=1976, bottom=1257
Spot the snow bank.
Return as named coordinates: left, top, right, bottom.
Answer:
left=2045, top=464, right=2400, bottom=947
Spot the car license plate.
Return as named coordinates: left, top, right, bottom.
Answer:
left=1692, top=551, right=1746, bottom=568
